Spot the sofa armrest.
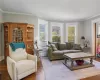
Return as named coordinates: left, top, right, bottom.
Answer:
left=47, top=47, right=54, bottom=60
left=7, top=57, right=17, bottom=80
left=27, top=54, right=37, bottom=71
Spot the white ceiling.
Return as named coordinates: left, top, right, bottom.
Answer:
left=0, top=0, right=100, bottom=21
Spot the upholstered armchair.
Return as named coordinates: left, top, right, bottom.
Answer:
left=7, top=43, right=37, bottom=80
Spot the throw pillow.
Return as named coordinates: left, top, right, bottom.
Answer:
left=65, top=42, right=73, bottom=49
left=58, top=43, right=66, bottom=50
left=73, top=44, right=81, bottom=50
left=51, top=44, right=58, bottom=51
left=51, top=42, right=59, bottom=49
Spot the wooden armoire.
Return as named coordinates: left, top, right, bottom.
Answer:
left=3, top=22, right=34, bottom=58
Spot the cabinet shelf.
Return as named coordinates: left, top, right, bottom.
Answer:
left=27, top=27, right=33, bottom=29
left=27, top=40, right=33, bottom=42
left=27, top=31, right=33, bottom=33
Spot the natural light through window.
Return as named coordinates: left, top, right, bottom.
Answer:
left=52, top=26, right=61, bottom=42
left=39, top=24, right=46, bottom=41
left=68, top=26, right=75, bottom=43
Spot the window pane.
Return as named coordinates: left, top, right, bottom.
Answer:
left=52, top=26, right=60, bottom=36
left=68, top=27, right=75, bottom=42
left=68, top=36, right=75, bottom=42
left=39, top=24, right=46, bottom=41
left=52, top=26, right=60, bottom=42
left=52, top=36, right=61, bottom=42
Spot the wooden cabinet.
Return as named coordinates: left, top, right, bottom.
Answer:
left=3, top=22, right=34, bottom=58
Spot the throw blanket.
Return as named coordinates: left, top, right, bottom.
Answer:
left=10, top=42, right=25, bottom=51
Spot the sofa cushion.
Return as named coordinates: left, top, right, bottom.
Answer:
left=72, top=44, right=81, bottom=50
left=52, top=50, right=64, bottom=54
left=62, top=50, right=82, bottom=53
left=16, top=60, right=35, bottom=74
left=65, top=42, right=73, bottom=49
left=48, top=42, right=59, bottom=49
left=51, top=44, right=58, bottom=51
left=58, top=43, right=66, bottom=50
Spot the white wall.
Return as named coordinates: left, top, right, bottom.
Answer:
left=83, top=15, right=100, bottom=54
left=84, top=20, right=92, bottom=45
left=0, top=11, right=3, bottom=22
left=78, top=21, right=84, bottom=42
left=0, top=10, right=3, bottom=59
left=3, top=13, right=38, bottom=38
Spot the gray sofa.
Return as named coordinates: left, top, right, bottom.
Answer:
left=47, top=42, right=83, bottom=60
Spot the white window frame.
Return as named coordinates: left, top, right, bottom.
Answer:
left=38, top=19, right=48, bottom=42
left=50, top=22, right=64, bottom=43
left=66, top=23, right=78, bottom=43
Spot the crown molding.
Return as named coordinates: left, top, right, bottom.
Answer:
left=85, top=13, right=100, bottom=20
left=3, top=11, right=34, bottom=16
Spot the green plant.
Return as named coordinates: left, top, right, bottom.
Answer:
left=52, top=36, right=60, bottom=42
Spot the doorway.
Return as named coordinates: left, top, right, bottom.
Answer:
left=94, top=23, right=100, bottom=58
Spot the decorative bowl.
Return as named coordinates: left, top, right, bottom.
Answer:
left=75, top=60, right=84, bottom=66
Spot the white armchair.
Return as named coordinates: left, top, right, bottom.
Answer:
left=7, top=45, right=37, bottom=80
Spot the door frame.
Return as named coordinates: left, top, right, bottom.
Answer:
left=92, top=18, right=100, bottom=58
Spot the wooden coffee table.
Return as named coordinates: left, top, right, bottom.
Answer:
left=63, top=52, right=95, bottom=70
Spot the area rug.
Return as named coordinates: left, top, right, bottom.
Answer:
left=41, top=57, right=100, bottom=80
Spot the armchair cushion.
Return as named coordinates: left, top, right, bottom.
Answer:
left=16, top=60, right=35, bottom=74
left=9, top=47, right=27, bottom=62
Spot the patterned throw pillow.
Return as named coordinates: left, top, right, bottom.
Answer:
left=65, top=42, right=73, bottom=49
left=51, top=44, right=58, bottom=51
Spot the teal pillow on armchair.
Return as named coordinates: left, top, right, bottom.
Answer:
left=10, top=42, right=26, bottom=51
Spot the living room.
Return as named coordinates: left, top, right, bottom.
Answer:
left=0, top=0, right=100, bottom=80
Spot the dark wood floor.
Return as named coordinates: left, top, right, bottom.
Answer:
left=0, top=58, right=100, bottom=80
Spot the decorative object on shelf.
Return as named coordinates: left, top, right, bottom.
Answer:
left=80, top=36, right=90, bottom=48
left=84, top=40, right=90, bottom=47
left=75, top=60, right=84, bottom=66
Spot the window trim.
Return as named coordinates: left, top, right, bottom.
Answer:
left=51, top=22, right=64, bottom=43
left=66, top=23, right=78, bottom=43
left=38, top=19, right=48, bottom=42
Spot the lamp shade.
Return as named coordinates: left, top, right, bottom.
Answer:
left=81, top=36, right=85, bottom=39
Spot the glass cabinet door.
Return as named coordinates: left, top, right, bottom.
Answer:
left=12, top=27, right=23, bottom=42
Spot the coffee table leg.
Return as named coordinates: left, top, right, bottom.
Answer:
left=64, top=58, right=67, bottom=64
left=90, top=58, right=93, bottom=64
left=71, top=60, right=74, bottom=68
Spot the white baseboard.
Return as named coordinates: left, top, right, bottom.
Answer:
left=0, top=56, right=4, bottom=61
